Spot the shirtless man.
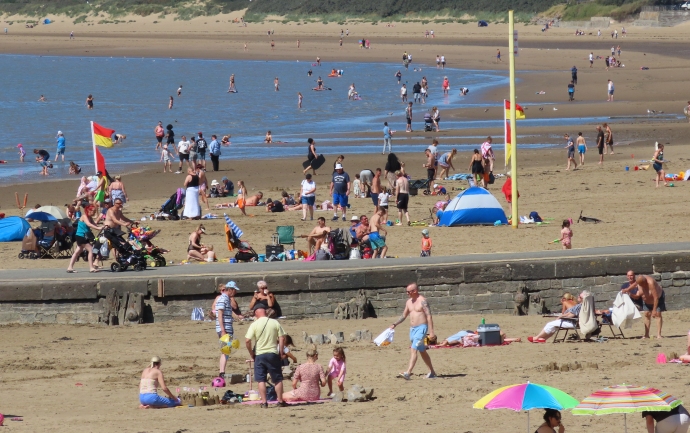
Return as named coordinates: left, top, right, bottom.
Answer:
left=354, top=215, right=370, bottom=244
left=395, top=166, right=410, bottom=226
left=228, top=74, right=236, bottom=93
left=243, top=192, right=263, bottom=207
left=103, top=198, right=134, bottom=257
left=306, top=217, right=331, bottom=253
left=390, top=283, right=436, bottom=379
left=634, top=275, right=666, bottom=338
left=368, top=208, right=388, bottom=259
left=371, top=168, right=382, bottom=211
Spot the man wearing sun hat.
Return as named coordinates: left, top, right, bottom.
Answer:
left=216, top=281, right=241, bottom=379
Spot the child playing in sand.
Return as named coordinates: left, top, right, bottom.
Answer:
left=560, top=220, right=572, bottom=250
left=353, top=173, right=361, bottom=197
left=280, top=335, right=298, bottom=366
left=327, top=347, right=346, bottom=396
left=420, top=228, right=432, bottom=257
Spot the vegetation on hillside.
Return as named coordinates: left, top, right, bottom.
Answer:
left=0, top=0, right=659, bottom=22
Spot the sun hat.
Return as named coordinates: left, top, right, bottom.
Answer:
left=225, top=281, right=240, bottom=290
left=351, top=215, right=360, bottom=221
left=149, top=356, right=161, bottom=367
left=335, top=163, right=343, bottom=170
left=211, top=180, right=219, bottom=186
left=57, top=131, right=63, bottom=135
left=421, top=229, right=429, bottom=236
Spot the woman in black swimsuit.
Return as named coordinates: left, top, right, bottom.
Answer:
left=85, top=94, right=94, bottom=110
left=469, top=149, right=485, bottom=188
left=303, top=138, right=318, bottom=175
left=535, top=409, right=563, bottom=433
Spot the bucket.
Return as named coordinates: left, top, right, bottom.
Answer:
left=625, top=166, right=629, bottom=171
left=258, top=254, right=266, bottom=262
left=634, top=166, right=639, bottom=171
left=229, top=258, right=237, bottom=263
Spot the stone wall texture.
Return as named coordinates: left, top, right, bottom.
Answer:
left=2, top=251, right=690, bottom=324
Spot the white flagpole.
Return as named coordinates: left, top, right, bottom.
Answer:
left=504, top=99, right=508, bottom=172
left=91, top=121, right=98, bottom=173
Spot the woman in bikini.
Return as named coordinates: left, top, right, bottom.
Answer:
left=187, top=224, right=215, bottom=262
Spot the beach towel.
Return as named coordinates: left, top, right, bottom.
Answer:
left=242, top=398, right=331, bottom=405
left=444, top=173, right=472, bottom=181
left=611, top=292, right=641, bottom=329
left=579, top=295, right=598, bottom=338
left=223, top=214, right=243, bottom=239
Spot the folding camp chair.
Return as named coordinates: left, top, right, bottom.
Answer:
left=275, top=226, right=295, bottom=250
left=552, top=318, right=580, bottom=343
left=599, top=314, right=625, bottom=339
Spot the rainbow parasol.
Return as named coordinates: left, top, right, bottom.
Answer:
left=573, top=384, right=683, bottom=433
left=474, top=382, right=579, bottom=432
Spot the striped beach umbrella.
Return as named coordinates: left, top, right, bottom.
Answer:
left=573, top=384, right=683, bottom=433
left=474, top=382, right=579, bottom=433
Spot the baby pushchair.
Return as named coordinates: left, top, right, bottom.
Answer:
left=328, top=228, right=351, bottom=260
left=130, top=226, right=167, bottom=267
left=409, top=179, right=430, bottom=196
left=160, top=188, right=186, bottom=220
left=104, top=226, right=148, bottom=272
left=424, top=113, right=434, bottom=132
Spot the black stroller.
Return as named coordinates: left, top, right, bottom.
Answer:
left=409, top=179, right=431, bottom=196
left=160, top=188, right=186, bottom=220
left=104, top=226, right=148, bottom=272
left=424, top=113, right=434, bottom=132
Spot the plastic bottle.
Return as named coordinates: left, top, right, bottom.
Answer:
left=481, top=317, right=485, bottom=325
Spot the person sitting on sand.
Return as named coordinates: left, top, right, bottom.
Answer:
left=307, top=217, right=331, bottom=253
left=139, top=356, right=181, bottom=409
left=187, top=224, right=216, bottom=262
left=528, top=291, right=585, bottom=343
left=243, top=192, right=263, bottom=207
left=536, top=409, right=565, bottom=433
left=265, top=198, right=284, bottom=213
left=282, top=344, right=327, bottom=403
left=264, top=131, right=273, bottom=144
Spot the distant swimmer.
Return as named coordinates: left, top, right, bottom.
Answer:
left=177, top=85, right=182, bottom=96
left=38, top=95, right=46, bottom=102
left=228, top=74, right=237, bottom=93
left=113, top=134, right=126, bottom=145
left=264, top=131, right=273, bottom=144
left=348, top=83, right=356, bottom=100
left=460, top=87, right=469, bottom=95
left=274, top=77, right=279, bottom=91
left=85, top=94, right=93, bottom=110
left=307, top=69, right=313, bottom=76
left=298, top=92, right=303, bottom=109
left=169, top=96, right=174, bottom=109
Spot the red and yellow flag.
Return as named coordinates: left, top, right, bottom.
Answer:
left=504, top=100, right=525, bottom=120
left=92, top=122, right=115, bottom=148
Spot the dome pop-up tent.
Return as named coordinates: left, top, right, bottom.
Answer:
left=439, top=187, right=508, bottom=226
left=0, top=217, right=31, bottom=242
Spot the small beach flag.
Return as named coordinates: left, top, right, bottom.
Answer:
left=92, top=122, right=115, bottom=148
left=504, top=100, right=525, bottom=120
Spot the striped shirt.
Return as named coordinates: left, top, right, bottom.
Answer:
left=565, top=303, right=581, bottom=316
left=215, top=293, right=234, bottom=336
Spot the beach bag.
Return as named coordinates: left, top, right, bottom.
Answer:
left=349, top=248, right=361, bottom=260
left=191, top=307, right=204, bottom=321
left=374, top=329, right=394, bottom=346
left=236, top=250, right=257, bottom=262
left=266, top=384, right=278, bottom=401
left=100, top=240, right=110, bottom=259
left=315, top=249, right=331, bottom=261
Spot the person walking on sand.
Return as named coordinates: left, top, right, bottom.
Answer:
left=576, top=132, right=587, bottom=166
left=652, top=143, right=668, bottom=188
left=589, top=52, right=594, bottom=68
left=560, top=219, right=573, bottom=250
left=635, top=275, right=666, bottom=338
left=607, top=79, right=614, bottom=102
left=368, top=207, right=388, bottom=258
left=390, top=283, right=437, bottom=380
left=70, top=31, right=74, bottom=39
left=564, top=134, right=578, bottom=171
left=604, top=123, right=614, bottom=154
left=274, top=77, right=279, bottom=91
left=496, top=49, right=502, bottom=63
left=303, top=138, right=318, bottom=175
left=300, top=173, right=316, bottom=221
left=568, top=80, right=575, bottom=102
left=296, top=39, right=300, bottom=48
left=440, top=55, right=445, bottom=69
left=382, top=122, right=392, bottom=154
left=66, top=204, right=101, bottom=273
left=270, top=39, right=275, bottom=51
left=395, top=168, right=411, bottom=226
left=596, top=126, right=605, bottom=165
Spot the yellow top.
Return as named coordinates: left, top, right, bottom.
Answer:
left=245, top=317, right=286, bottom=356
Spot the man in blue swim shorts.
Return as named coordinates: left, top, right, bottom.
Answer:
left=390, top=283, right=437, bottom=380
left=330, top=163, right=351, bottom=222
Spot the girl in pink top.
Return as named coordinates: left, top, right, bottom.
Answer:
left=327, top=347, right=346, bottom=396
left=560, top=220, right=573, bottom=250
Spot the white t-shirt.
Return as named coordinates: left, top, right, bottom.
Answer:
left=589, top=53, right=593, bottom=61
left=301, top=179, right=315, bottom=197
left=178, top=140, right=190, bottom=154
left=427, top=145, right=438, bottom=159
left=378, top=192, right=390, bottom=206
left=608, top=81, right=614, bottom=91
left=441, top=55, right=445, bottom=63
left=401, top=86, right=407, bottom=95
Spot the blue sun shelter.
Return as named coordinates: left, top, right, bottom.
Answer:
left=0, top=217, right=31, bottom=242
left=439, top=187, right=508, bottom=226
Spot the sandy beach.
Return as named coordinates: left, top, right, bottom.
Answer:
left=2, top=15, right=690, bottom=432
left=1, top=312, right=689, bottom=432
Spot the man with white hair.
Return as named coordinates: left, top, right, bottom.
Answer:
left=248, top=280, right=282, bottom=318
left=529, top=291, right=587, bottom=343
left=55, top=131, right=66, bottom=162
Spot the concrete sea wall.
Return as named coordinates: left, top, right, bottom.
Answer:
left=2, top=250, right=690, bottom=325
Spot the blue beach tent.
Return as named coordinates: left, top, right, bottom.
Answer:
left=439, top=187, right=508, bottom=226
left=0, top=217, right=31, bottom=242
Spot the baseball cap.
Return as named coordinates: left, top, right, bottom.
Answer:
left=421, top=229, right=429, bottom=236
left=253, top=304, right=267, bottom=311
left=433, top=183, right=438, bottom=188
left=57, top=130, right=63, bottom=135
left=335, top=163, right=343, bottom=170
left=225, top=281, right=240, bottom=290
left=351, top=215, right=360, bottom=221
left=221, top=177, right=228, bottom=181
